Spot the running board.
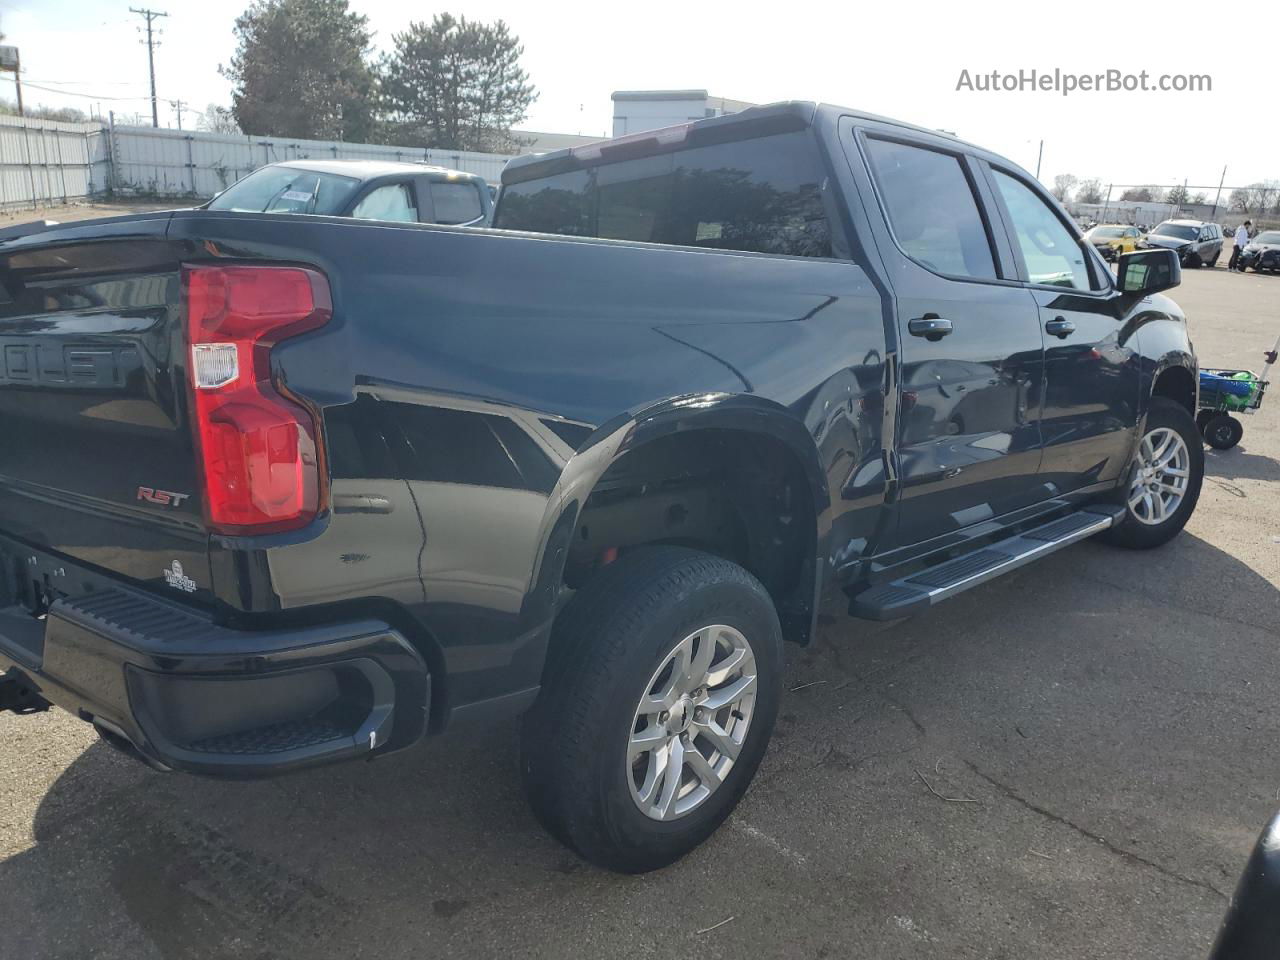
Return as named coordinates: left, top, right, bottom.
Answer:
left=849, top=505, right=1126, bottom=621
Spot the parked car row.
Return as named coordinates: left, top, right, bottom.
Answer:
left=1085, top=219, right=1227, bottom=267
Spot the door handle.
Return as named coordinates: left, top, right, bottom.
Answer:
left=908, top=315, right=953, bottom=341
left=1045, top=317, right=1076, bottom=339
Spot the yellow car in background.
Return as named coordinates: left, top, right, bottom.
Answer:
left=1083, top=224, right=1143, bottom=261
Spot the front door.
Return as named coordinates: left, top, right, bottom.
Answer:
left=849, top=127, right=1048, bottom=549
left=983, top=165, right=1140, bottom=496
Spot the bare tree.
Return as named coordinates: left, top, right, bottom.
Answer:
left=197, top=104, right=242, bottom=134
left=1051, top=174, right=1078, bottom=202
left=1120, top=186, right=1157, bottom=202
left=1076, top=178, right=1105, bottom=204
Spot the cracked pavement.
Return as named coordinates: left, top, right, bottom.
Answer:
left=2, top=257, right=1278, bottom=959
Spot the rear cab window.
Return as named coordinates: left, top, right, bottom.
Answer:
left=495, top=130, right=833, bottom=258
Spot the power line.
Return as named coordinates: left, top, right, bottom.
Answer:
left=129, top=7, right=168, bottom=128
left=19, top=80, right=164, bottom=102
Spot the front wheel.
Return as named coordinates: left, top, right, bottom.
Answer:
left=1101, top=398, right=1204, bottom=549
left=521, top=546, right=783, bottom=873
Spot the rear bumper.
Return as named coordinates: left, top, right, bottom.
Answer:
left=0, top=549, right=430, bottom=778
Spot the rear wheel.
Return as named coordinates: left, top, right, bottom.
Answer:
left=1203, top=414, right=1243, bottom=450
left=1101, top=398, right=1203, bottom=549
left=520, top=546, right=783, bottom=873
left=1209, top=253, right=1220, bottom=267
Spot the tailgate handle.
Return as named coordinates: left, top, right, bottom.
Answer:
left=333, top=494, right=394, bottom=515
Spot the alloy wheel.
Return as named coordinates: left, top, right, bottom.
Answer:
left=1127, top=426, right=1190, bottom=525
left=627, top=624, right=758, bottom=821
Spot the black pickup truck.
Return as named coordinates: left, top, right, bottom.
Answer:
left=0, top=101, right=1200, bottom=872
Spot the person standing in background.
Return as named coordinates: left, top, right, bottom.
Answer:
left=1230, top=220, right=1252, bottom=271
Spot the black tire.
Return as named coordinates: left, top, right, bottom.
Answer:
left=1195, top=409, right=1219, bottom=433
left=1101, top=398, right=1204, bottom=550
left=1209, top=254, right=1220, bottom=267
left=1204, top=414, right=1243, bottom=450
left=520, top=546, right=783, bottom=873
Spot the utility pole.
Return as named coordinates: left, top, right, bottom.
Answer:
left=171, top=99, right=187, bottom=131
left=1035, top=139, right=1044, bottom=180
left=0, top=45, right=22, bottom=116
left=1211, top=165, right=1227, bottom=220
left=130, top=7, right=168, bottom=128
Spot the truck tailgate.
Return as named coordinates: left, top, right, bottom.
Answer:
left=0, top=221, right=214, bottom=605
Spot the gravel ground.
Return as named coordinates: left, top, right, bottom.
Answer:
left=1, top=241, right=1277, bottom=959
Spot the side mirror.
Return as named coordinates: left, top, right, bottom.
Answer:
left=1208, top=812, right=1280, bottom=959
left=1117, top=248, right=1181, bottom=296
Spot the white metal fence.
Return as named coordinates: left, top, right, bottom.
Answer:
left=0, top=118, right=512, bottom=211
left=0, top=115, right=110, bottom=210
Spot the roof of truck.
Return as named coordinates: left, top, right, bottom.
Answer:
left=501, top=101, right=988, bottom=186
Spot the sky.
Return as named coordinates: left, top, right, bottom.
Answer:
left=2, top=0, right=1277, bottom=196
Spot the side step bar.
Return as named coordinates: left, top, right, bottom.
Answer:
left=849, top=505, right=1126, bottom=621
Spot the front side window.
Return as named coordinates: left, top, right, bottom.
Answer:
left=494, top=131, right=833, bottom=258
left=351, top=183, right=417, bottom=222
left=992, top=170, right=1092, bottom=289
left=430, top=182, right=484, bottom=224
left=864, top=138, right=996, bottom=280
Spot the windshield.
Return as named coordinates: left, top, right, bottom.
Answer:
left=1253, top=231, right=1280, bottom=244
left=208, top=166, right=361, bottom=215
left=1086, top=226, right=1125, bottom=239
left=1151, top=222, right=1198, bottom=241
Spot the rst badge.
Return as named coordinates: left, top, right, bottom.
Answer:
left=162, top=560, right=197, bottom=593
left=137, top=487, right=190, bottom=508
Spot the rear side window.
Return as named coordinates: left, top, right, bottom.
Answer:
left=864, top=138, right=996, bottom=280
left=496, top=131, right=832, bottom=258
left=430, top=182, right=484, bottom=224
left=992, top=170, right=1092, bottom=289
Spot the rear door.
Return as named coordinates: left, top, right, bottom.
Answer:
left=843, top=121, right=1048, bottom=549
left=980, top=163, right=1140, bottom=496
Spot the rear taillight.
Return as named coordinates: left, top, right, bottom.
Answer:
left=183, top=264, right=332, bottom=535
